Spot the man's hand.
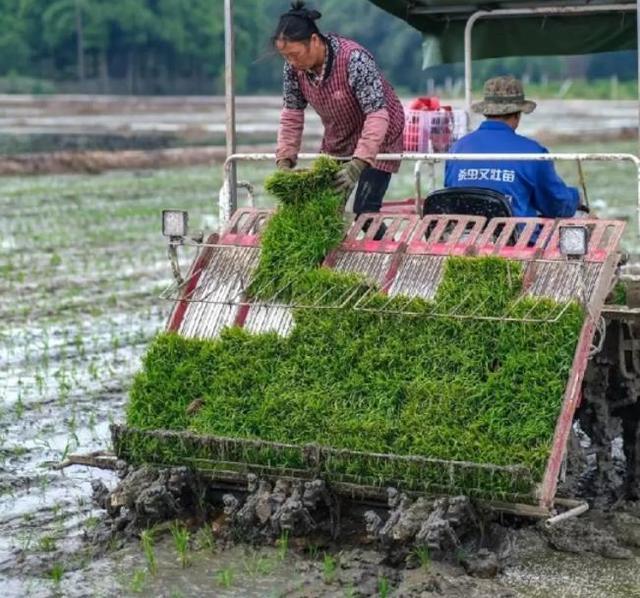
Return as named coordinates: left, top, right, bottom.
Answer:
left=333, top=158, right=368, bottom=197
left=276, top=159, right=294, bottom=171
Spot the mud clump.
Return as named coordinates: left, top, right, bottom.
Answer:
left=542, top=516, right=632, bottom=559
left=91, top=469, right=496, bottom=565
left=222, top=475, right=338, bottom=542
left=460, top=548, right=502, bottom=578
left=543, top=506, right=640, bottom=558
left=90, top=466, right=203, bottom=543
left=606, top=509, right=640, bottom=547
left=364, top=490, right=480, bottom=564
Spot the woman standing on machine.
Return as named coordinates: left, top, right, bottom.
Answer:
left=273, top=1, right=404, bottom=215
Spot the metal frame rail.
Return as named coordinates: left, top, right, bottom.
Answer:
left=220, top=152, right=640, bottom=234
left=462, top=3, right=639, bottom=124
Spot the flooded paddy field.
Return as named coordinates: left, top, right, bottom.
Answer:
left=2, top=143, right=640, bottom=596
left=0, top=95, right=637, bottom=154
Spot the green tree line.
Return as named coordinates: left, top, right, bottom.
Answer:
left=1, top=0, right=422, bottom=94
left=0, top=0, right=635, bottom=95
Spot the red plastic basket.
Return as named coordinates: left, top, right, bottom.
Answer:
left=404, top=103, right=467, bottom=153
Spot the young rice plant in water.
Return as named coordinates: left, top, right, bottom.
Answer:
left=124, top=157, right=584, bottom=500
left=170, top=521, right=191, bottom=568
left=140, top=528, right=157, bottom=575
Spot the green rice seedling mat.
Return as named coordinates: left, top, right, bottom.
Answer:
left=119, top=157, right=585, bottom=503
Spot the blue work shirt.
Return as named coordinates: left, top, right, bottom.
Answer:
left=444, top=121, right=579, bottom=218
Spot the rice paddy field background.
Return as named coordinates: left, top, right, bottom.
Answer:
left=1, top=130, right=640, bottom=595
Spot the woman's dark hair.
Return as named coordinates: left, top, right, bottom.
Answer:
left=272, top=1, right=323, bottom=45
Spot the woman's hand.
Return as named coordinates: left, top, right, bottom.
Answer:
left=276, top=158, right=294, bottom=171
left=333, top=158, right=368, bottom=197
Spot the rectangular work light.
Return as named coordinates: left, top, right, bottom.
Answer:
left=559, top=225, right=588, bottom=258
left=162, top=210, right=189, bottom=238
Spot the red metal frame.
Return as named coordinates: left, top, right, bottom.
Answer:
left=166, top=233, right=219, bottom=332
left=476, top=217, right=555, bottom=259
left=218, top=207, right=273, bottom=247
left=327, top=213, right=420, bottom=291
left=540, top=318, right=595, bottom=507
left=380, top=198, right=419, bottom=215
left=407, top=215, right=486, bottom=256
left=166, top=208, right=273, bottom=332
left=340, top=213, right=420, bottom=253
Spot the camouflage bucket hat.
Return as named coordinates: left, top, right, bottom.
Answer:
left=471, top=76, right=537, bottom=116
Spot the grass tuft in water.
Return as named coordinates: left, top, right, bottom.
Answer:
left=276, top=530, right=289, bottom=561
left=322, top=553, right=337, bottom=584
left=216, top=567, right=234, bottom=588
left=130, top=568, right=146, bottom=593
left=378, top=575, right=390, bottom=597
left=412, top=545, right=431, bottom=570
left=50, top=563, right=64, bottom=585
left=194, top=524, right=216, bottom=553
left=140, top=528, right=157, bottom=575
left=170, top=521, right=191, bottom=568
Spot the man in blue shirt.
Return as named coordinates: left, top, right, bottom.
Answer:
left=445, top=76, right=580, bottom=218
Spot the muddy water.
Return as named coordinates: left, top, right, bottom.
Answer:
left=2, top=157, right=640, bottom=597
left=0, top=168, right=214, bottom=596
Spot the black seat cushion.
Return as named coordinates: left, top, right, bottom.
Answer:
left=423, top=187, right=513, bottom=220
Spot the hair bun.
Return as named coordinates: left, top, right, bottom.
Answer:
left=288, top=1, right=322, bottom=21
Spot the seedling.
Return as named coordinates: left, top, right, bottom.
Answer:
left=87, top=361, right=99, bottom=381
left=16, top=530, right=34, bottom=552
left=378, top=576, right=390, bottom=598
left=39, top=534, right=57, bottom=552
left=412, top=545, right=431, bottom=570
left=170, top=521, right=191, bottom=568
left=130, top=568, right=146, bottom=593
left=60, top=442, right=71, bottom=462
left=455, top=547, right=469, bottom=565
left=35, top=372, right=45, bottom=394
left=50, top=563, right=64, bottom=586
left=276, top=530, right=289, bottom=561
left=14, top=397, right=24, bottom=419
left=194, top=525, right=216, bottom=553
left=322, top=553, right=337, bottom=584
left=343, top=584, right=356, bottom=598
left=243, top=550, right=274, bottom=577
left=307, top=542, right=320, bottom=560
left=140, top=528, right=157, bottom=575
left=84, top=516, right=100, bottom=530
left=216, top=567, right=234, bottom=589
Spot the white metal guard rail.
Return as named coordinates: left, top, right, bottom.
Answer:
left=221, top=152, right=640, bottom=235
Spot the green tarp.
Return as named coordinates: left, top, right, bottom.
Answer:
left=367, top=1, right=637, bottom=66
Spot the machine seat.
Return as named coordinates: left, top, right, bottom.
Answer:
left=423, top=187, right=512, bottom=220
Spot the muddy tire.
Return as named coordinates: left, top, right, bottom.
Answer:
left=577, top=317, right=640, bottom=503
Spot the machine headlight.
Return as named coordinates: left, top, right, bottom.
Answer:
left=162, top=210, right=189, bottom=238
left=559, top=225, right=588, bottom=258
